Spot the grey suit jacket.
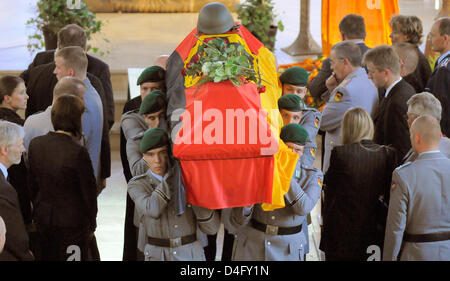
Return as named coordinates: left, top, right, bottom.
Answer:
left=320, top=67, right=378, bottom=172
left=383, top=151, right=450, bottom=261
left=229, top=162, right=323, bottom=261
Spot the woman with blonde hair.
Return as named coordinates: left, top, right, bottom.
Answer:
left=319, top=107, right=398, bottom=261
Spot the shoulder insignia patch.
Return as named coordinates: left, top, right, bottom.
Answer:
left=318, top=177, right=323, bottom=188
left=334, top=92, right=344, bottom=102
left=124, top=108, right=140, bottom=115
left=130, top=173, right=147, bottom=182
left=314, top=116, right=320, bottom=127
left=310, top=147, right=316, bottom=157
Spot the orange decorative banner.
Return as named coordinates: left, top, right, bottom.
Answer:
left=321, top=0, right=399, bottom=56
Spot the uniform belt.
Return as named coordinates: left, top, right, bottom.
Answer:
left=147, top=233, right=196, bottom=248
left=250, top=218, right=302, bottom=235
left=404, top=231, right=450, bottom=243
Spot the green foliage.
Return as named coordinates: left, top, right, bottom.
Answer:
left=183, top=37, right=264, bottom=90
left=26, top=0, right=108, bottom=54
left=236, top=0, right=283, bottom=50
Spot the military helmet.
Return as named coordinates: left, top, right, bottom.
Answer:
left=197, top=3, right=235, bottom=35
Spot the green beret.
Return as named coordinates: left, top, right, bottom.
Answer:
left=278, top=94, right=306, bottom=112
left=139, top=90, right=167, bottom=115
left=279, top=67, right=309, bottom=86
left=137, top=66, right=165, bottom=85
left=280, top=123, right=309, bottom=146
left=140, top=128, right=170, bottom=153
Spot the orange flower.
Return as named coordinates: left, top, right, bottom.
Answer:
left=307, top=96, right=314, bottom=104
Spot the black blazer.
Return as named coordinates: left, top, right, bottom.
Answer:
left=0, top=172, right=34, bottom=261
left=426, top=52, right=450, bottom=137
left=21, top=62, right=111, bottom=180
left=403, top=48, right=432, bottom=93
left=373, top=79, right=415, bottom=161
left=308, top=42, right=370, bottom=100
left=22, top=50, right=114, bottom=129
left=320, top=140, right=397, bottom=259
left=28, top=132, right=98, bottom=231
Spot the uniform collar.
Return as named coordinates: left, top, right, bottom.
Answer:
left=150, top=170, right=164, bottom=182
left=437, top=50, right=450, bottom=65
left=385, top=77, right=402, bottom=98
left=417, top=150, right=443, bottom=160
left=0, top=162, right=8, bottom=180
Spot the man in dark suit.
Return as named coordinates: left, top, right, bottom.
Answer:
left=308, top=14, right=370, bottom=103
left=20, top=24, right=114, bottom=130
left=0, top=121, right=34, bottom=261
left=363, top=45, right=416, bottom=161
left=426, top=17, right=450, bottom=137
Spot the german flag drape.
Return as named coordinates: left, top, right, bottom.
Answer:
left=321, top=0, right=399, bottom=56
left=166, top=25, right=298, bottom=210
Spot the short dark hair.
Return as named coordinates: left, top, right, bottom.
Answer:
left=363, top=45, right=400, bottom=75
left=0, top=76, right=24, bottom=103
left=331, top=41, right=362, bottom=67
left=55, top=46, right=88, bottom=76
left=339, top=14, right=366, bottom=40
left=51, top=94, right=85, bottom=139
left=437, top=17, right=450, bottom=36
left=58, top=24, right=87, bottom=49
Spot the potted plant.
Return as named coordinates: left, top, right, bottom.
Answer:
left=26, top=0, right=108, bottom=55
left=236, top=0, right=284, bottom=51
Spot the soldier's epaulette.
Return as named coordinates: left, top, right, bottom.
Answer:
left=396, top=161, right=412, bottom=171
left=124, top=108, right=140, bottom=115
left=131, top=131, right=145, bottom=140
left=130, top=173, right=147, bottom=182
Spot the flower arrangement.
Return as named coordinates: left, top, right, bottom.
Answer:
left=279, top=56, right=326, bottom=111
left=182, top=36, right=266, bottom=92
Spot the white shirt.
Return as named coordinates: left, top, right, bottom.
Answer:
left=0, top=162, right=8, bottom=180
left=385, top=77, right=403, bottom=98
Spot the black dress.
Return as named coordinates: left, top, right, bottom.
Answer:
left=320, top=140, right=398, bottom=260
left=28, top=132, right=98, bottom=261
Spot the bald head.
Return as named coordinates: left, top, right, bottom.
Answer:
left=392, top=42, right=419, bottom=77
left=410, top=115, right=442, bottom=153
left=154, top=55, right=169, bottom=70
left=53, top=76, right=86, bottom=104
left=0, top=216, right=5, bottom=253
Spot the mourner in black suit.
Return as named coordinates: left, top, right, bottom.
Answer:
left=0, top=173, right=34, bottom=261
left=426, top=18, right=450, bottom=137
left=27, top=95, right=98, bottom=261
left=308, top=14, right=370, bottom=102
left=319, top=107, right=398, bottom=260
left=364, top=45, right=416, bottom=161
left=0, top=121, right=34, bottom=261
